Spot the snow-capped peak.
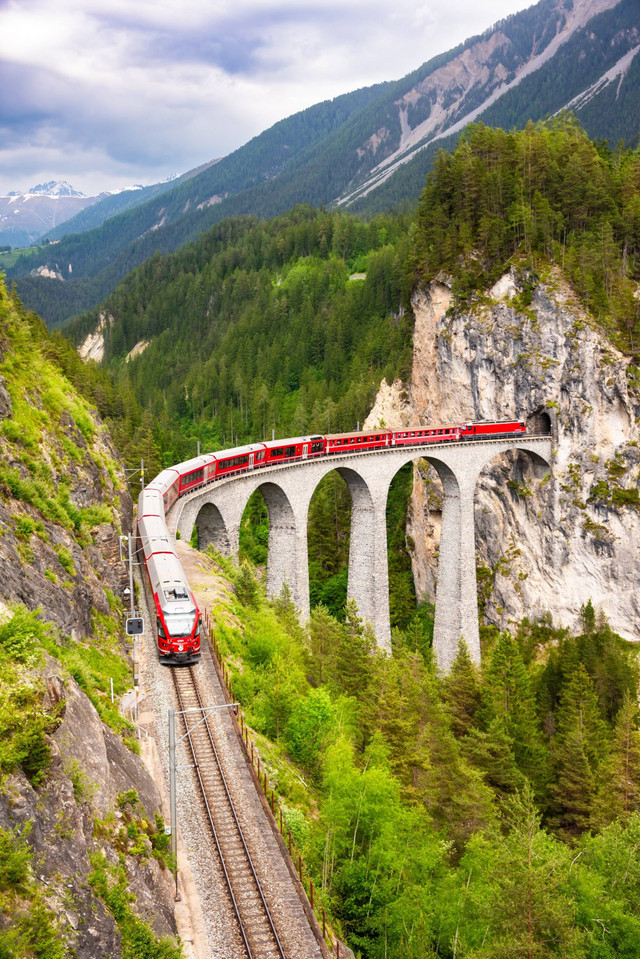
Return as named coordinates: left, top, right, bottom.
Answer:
left=27, top=180, right=86, bottom=198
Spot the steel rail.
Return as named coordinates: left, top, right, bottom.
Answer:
left=172, top=664, right=286, bottom=959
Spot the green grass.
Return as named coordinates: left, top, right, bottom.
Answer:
left=0, top=244, right=48, bottom=269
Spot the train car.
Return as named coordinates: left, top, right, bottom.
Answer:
left=392, top=426, right=459, bottom=446
left=213, top=443, right=268, bottom=479
left=138, top=513, right=174, bottom=561
left=136, top=488, right=202, bottom=664
left=325, top=430, right=390, bottom=454
left=460, top=420, right=526, bottom=440
left=150, top=467, right=181, bottom=512
left=263, top=436, right=326, bottom=465
left=175, top=454, right=214, bottom=497
left=145, top=551, right=201, bottom=663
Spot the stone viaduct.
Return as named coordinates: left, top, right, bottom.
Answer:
left=169, top=437, right=552, bottom=672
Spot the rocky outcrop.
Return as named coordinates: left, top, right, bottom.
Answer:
left=0, top=655, right=177, bottom=958
left=366, top=266, right=640, bottom=641
left=78, top=312, right=114, bottom=363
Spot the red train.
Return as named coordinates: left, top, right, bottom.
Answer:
left=137, top=419, right=525, bottom=663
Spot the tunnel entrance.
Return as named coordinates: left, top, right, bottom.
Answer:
left=527, top=408, right=552, bottom=435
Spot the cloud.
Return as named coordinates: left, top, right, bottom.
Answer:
left=0, top=0, right=535, bottom=195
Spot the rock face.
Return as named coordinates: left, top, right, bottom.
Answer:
left=0, top=655, right=177, bottom=958
left=366, top=266, right=640, bottom=641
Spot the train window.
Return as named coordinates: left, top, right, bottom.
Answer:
left=255, top=451, right=265, bottom=460
left=271, top=448, right=284, bottom=457
left=285, top=446, right=296, bottom=456
left=219, top=455, right=249, bottom=469
left=182, top=468, right=204, bottom=485
left=311, top=441, right=323, bottom=452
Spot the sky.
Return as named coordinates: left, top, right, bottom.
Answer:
left=0, top=0, right=537, bottom=196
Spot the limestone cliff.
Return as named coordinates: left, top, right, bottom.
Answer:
left=365, top=265, right=640, bottom=641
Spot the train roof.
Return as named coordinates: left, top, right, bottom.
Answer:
left=174, top=453, right=215, bottom=475
left=138, top=487, right=164, bottom=516
left=146, top=552, right=194, bottom=607
left=216, top=443, right=266, bottom=459
left=138, top=514, right=174, bottom=559
left=151, top=468, right=180, bottom=493
left=264, top=436, right=321, bottom=448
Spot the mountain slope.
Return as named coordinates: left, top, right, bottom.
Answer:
left=10, top=0, right=640, bottom=327
left=346, top=0, right=639, bottom=209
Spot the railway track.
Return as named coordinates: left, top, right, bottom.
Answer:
left=171, top=664, right=287, bottom=959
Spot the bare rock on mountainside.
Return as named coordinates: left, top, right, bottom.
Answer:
left=366, top=265, right=640, bottom=640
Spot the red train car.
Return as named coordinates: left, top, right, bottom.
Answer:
left=212, top=443, right=269, bottom=478
left=460, top=420, right=526, bottom=439
left=392, top=426, right=459, bottom=445
left=326, top=430, right=390, bottom=454
left=137, top=510, right=201, bottom=664
left=263, top=436, right=326, bottom=465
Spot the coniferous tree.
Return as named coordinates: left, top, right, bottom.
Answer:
left=441, top=639, right=481, bottom=738
left=548, top=664, right=607, bottom=837
left=482, top=632, right=548, bottom=788
left=329, top=599, right=376, bottom=703
left=594, top=689, right=640, bottom=827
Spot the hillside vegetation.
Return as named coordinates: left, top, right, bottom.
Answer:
left=412, top=117, right=640, bottom=353
left=69, top=206, right=415, bottom=455
left=212, top=552, right=640, bottom=959
left=0, top=278, right=183, bottom=956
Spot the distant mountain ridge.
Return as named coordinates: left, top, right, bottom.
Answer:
left=23, top=180, right=86, bottom=198
left=0, top=181, right=98, bottom=248
left=9, top=0, right=640, bottom=327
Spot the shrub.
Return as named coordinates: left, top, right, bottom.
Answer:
left=284, top=687, right=337, bottom=775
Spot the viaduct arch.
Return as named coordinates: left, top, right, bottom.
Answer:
left=170, top=437, right=552, bottom=672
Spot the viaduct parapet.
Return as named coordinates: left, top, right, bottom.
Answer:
left=170, top=437, right=552, bottom=672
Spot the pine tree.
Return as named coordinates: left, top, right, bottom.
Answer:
left=441, top=638, right=481, bottom=738
left=548, top=664, right=607, bottom=837
left=329, top=599, right=375, bottom=703
left=548, top=728, right=597, bottom=837
left=473, top=783, right=583, bottom=957
left=482, top=632, right=548, bottom=787
left=594, top=689, right=640, bottom=827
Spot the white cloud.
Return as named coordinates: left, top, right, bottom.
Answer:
left=0, top=0, right=535, bottom=195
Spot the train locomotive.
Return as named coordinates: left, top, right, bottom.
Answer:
left=137, top=419, right=526, bottom=664
left=137, top=485, right=202, bottom=664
